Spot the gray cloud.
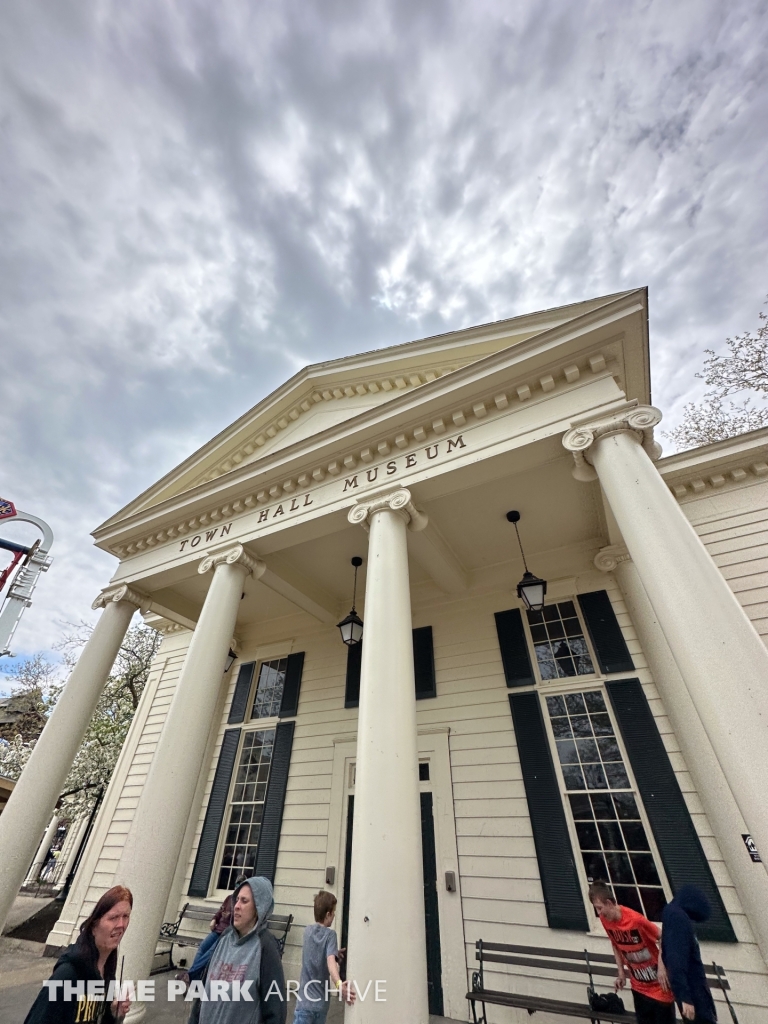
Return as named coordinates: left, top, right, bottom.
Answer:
left=1, top=0, right=767, bottom=663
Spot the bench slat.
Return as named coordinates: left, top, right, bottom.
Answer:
left=480, top=952, right=619, bottom=978
left=476, top=943, right=729, bottom=986
left=480, top=942, right=616, bottom=965
left=467, top=988, right=637, bottom=1024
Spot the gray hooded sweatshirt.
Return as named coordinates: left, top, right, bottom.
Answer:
left=196, top=877, right=286, bottom=1024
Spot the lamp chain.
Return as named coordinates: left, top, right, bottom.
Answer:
left=513, top=522, right=530, bottom=572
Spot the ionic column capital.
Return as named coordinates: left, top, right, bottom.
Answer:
left=594, top=544, right=632, bottom=573
left=347, top=488, right=428, bottom=532
left=198, top=543, right=265, bottom=577
left=92, top=583, right=148, bottom=611
left=563, top=405, right=663, bottom=481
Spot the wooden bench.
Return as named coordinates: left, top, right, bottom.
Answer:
left=153, top=903, right=294, bottom=973
left=466, top=941, right=735, bottom=1024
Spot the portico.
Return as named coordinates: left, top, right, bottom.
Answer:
left=3, top=289, right=768, bottom=1023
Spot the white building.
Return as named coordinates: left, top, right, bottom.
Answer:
left=2, top=288, right=768, bottom=1023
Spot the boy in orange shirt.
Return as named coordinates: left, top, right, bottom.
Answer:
left=589, top=882, right=674, bottom=1024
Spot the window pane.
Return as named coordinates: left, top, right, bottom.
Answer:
left=526, top=602, right=594, bottom=679
left=614, top=885, right=644, bottom=914
left=584, top=764, right=607, bottom=789
left=562, top=765, right=585, bottom=790
left=551, top=716, right=573, bottom=739
left=534, top=645, right=558, bottom=680
left=571, top=716, right=593, bottom=737
left=584, top=691, right=606, bottom=712
left=591, top=794, right=615, bottom=819
left=576, top=822, right=601, bottom=849
left=568, top=794, right=593, bottom=819
left=598, top=821, right=625, bottom=850
left=544, top=688, right=667, bottom=916
left=640, top=888, right=667, bottom=922
left=597, top=737, right=622, bottom=762
left=565, top=693, right=586, bottom=715
left=613, top=793, right=640, bottom=820
left=546, top=695, right=567, bottom=716
left=576, top=739, right=599, bottom=762
left=604, top=763, right=631, bottom=789
left=606, top=852, right=634, bottom=885
left=250, top=659, right=287, bottom=720
left=582, top=851, right=608, bottom=882
left=631, top=854, right=662, bottom=886
left=556, top=740, right=579, bottom=765
left=621, top=822, right=651, bottom=851
left=590, top=713, right=613, bottom=736
left=217, top=728, right=275, bottom=891
left=556, top=656, right=578, bottom=677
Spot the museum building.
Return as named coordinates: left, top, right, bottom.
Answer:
left=3, top=289, right=768, bottom=1022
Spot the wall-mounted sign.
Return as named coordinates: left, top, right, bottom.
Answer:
left=177, top=432, right=468, bottom=551
left=742, top=833, right=762, bottom=862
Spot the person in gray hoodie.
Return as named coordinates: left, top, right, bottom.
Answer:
left=193, top=876, right=286, bottom=1024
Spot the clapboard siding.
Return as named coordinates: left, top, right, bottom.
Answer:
left=54, top=492, right=768, bottom=1016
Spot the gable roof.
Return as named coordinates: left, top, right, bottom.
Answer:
left=96, top=289, right=642, bottom=533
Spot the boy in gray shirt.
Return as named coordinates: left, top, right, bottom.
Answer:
left=294, top=892, right=355, bottom=1023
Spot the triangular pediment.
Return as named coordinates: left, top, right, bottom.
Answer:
left=98, top=291, right=637, bottom=531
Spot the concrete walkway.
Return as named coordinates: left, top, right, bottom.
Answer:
left=0, top=943, right=468, bottom=1024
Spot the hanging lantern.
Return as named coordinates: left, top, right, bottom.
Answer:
left=337, top=556, right=364, bottom=646
left=506, top=511, right=547, bottom=613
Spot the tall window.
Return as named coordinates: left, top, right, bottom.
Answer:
left=250, top=659, right=287, bottom=719
left=217, top=729, right=274, bottom=890
left=527, top=602, right=594, bottom=679
left=545, top=690, right=667, bottom=921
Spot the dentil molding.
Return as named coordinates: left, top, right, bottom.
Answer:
left=348, top=488, right=429, bottom=532
left=563, top=405, right=663, bottom=481
left=111, top=349, right=614, bottom=558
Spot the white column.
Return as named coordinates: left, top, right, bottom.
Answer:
left=24, top=814, right=61, bottom=886
left=0, top=589, right=138, bottom=931
left=596, top=546, right=768, bottom=965
left=346, top=489, right=429, bottom=1024
left=564, top=407, right=768, bottom=874
left=117, top=544, right=259, bottom=1018
left=58, top=814, right=91, bottom=887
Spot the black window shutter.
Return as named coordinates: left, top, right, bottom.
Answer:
left=509, top=692, right=589, bottom=931
left=606, top=679, right=736, bottom=942
left=344, top=643, right=362, bottom=708
left=279, top=651, right=305, bottom=718
left=413, top=626, right=437, bottom=700
left=495, top=609, right=536, bottom=687
left=189, top=728, right=241, bottom=897
left=254, top=721, right=295, bottom=883
left=228, top=663, right=255, bottom=724
left=578, top=591, right=634, bottom=674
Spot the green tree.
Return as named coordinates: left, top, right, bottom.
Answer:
left=666, top=303, right=768, bottom=450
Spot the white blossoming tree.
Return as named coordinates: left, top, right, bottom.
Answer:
left=0, top=623, right=161, bottom=816
left=666, top=303, right=768, bottom=450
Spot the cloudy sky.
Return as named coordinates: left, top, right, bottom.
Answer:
left=1, top=0, right=767, bottom=672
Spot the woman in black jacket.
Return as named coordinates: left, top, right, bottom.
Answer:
left=24, top=885, right=133, bottom=1024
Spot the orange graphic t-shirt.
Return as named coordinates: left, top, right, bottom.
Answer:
left=599, top=906, right=673, bottom=1003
